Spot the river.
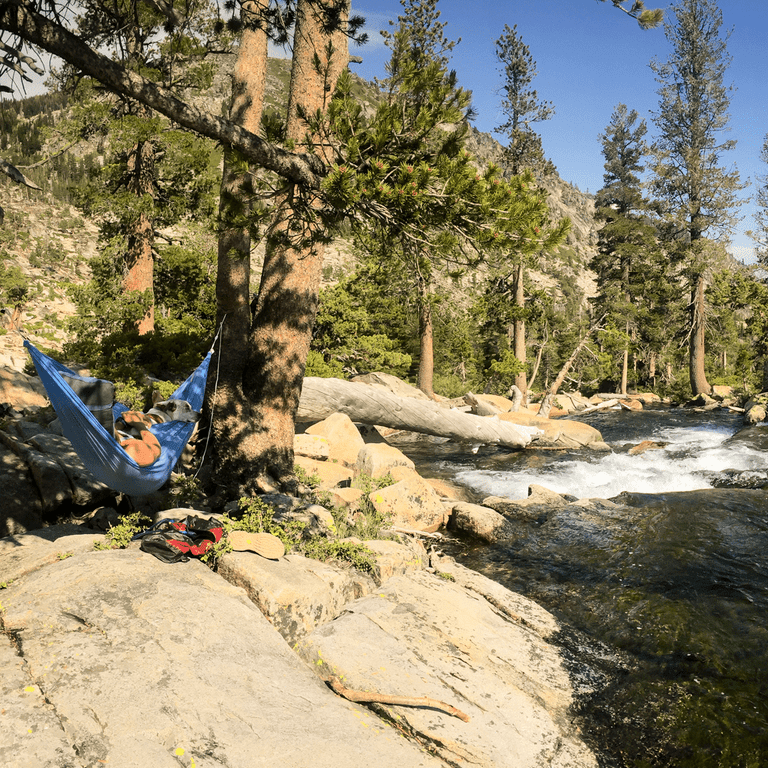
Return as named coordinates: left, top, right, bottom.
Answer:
left=393, top=407, right=768, bottom=768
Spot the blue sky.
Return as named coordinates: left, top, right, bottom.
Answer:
left=349, top=0, right=768, bottom=263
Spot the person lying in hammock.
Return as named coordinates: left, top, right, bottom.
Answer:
left=115, top=399, right=200, bottom=467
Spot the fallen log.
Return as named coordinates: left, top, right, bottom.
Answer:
left=298, top=377, right=539, bottom=449
left=578, top=398, right=619, bottom=414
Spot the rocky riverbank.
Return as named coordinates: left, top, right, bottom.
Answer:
left=0, top=371, right=605, bottom=767
left=1, top=526, right=598, bottom=768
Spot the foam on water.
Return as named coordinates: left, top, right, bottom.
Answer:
left=454, top=419, right=763, bottom=500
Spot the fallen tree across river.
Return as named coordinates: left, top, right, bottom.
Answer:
left=297, top=377, right=539, bottom=449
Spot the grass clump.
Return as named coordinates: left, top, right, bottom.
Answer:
left=93, top=510, right=152, bottom=550
left=301, top=538, right=377, bottom=575
left=327, top=472, right=395, bottom=541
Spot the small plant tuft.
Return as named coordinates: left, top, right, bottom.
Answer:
left=93, top=510, right=152, bottom=550
left=294, top=463, right=322, bottom=489
left=300, top=538, right=377, bottom=575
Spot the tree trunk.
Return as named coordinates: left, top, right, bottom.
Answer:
left=125, top=139, right=155, bottom=334
left=208, top=0, right=269, bottom=491
left=235, top=0, right=350, bottom=492
left=297, top=377, right=534, bottom=449
left=513, top=259, right=527, bottom=396
left=620, top=346, right=628, bottom=395
left=417, top=273, right=435, bottom=398
left=689, top=271, right=711, bottom=395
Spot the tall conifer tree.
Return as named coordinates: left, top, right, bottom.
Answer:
left=592, top=104, right=671, bottom=393
left=491, top=23, right=555, bottom=398
left=649, top=0, right=743, bottom=395
left=494, top=25, right=554, bottom=178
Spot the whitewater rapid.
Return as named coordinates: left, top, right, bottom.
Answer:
left=452, top=412, right=767, bottom=500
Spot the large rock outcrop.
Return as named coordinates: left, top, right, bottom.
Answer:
left=0, top=524, right=599, bottom=768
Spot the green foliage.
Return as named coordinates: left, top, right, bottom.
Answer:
left=293, top=463, right=322, bottom=489
left=592, top=103, right=680, bottom=392
left=64, top=232, right=215, bottom=406
left=650, top=0, right=744, bottom=242
left=494, top=24, right=555, bottom=176
left=93, top=510, right=152, bottom=550
left=154, top=244, right=217, bottom=336
left=0, top=263, right=28, bottom=307
left=305, top=349, right=345, bottom=378
left=601, top=0, right=664, bottom=28
left=485, top=350, right=526, bottom=394
left=206, top=495, right=379, bottom=576
left=310, top=277, right=413, bottom=378
left=706, top=268, right=768, bottom=393
left=300, top=538, right=377, bottom=575
left=323, top=24, right=569, bottom=396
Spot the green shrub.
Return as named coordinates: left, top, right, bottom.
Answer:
left=93, top=510, right=152, bottom=550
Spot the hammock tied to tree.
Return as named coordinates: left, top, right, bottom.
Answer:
left=24, top=339, right=213, bottom=496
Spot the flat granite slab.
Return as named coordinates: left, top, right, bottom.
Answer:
left=0, top=548, right=443, bottom=768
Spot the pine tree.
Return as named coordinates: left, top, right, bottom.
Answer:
left=379, top=0, right=458, bottom=72
left=491, top=23, right=557, bottom=398
left=592, top=104, right=673, bottom=393
left=330, top=1, right=566, bottom=399
left=493, top=24, right=554, bottom=178
left=649, top=0, right=744, bottom=395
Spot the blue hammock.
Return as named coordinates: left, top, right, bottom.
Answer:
left=24, top=340, right=212, bottom=496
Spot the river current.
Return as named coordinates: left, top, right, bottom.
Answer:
left=393, top=407, right=768, bottom=768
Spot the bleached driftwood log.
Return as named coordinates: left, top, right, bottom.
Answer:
left=298, top=377, right=540, bottom=449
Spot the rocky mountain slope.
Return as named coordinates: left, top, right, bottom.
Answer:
left=0, top=182, right=99, bottom=370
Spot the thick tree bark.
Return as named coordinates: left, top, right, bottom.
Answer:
left=512, top=259, right=527, bottom=396
left=233, top=0, right=350, bottom=492
left=209, top=0, right=269, bottom=491
left=689, top=271, right=711, bottom=395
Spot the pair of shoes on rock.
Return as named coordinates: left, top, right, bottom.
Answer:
left=228, top=530, right=285, bottom=560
